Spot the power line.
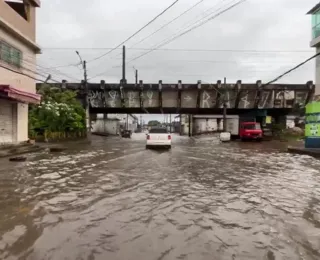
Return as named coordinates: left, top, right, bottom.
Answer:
left=88, top=64, right=122, bottom=80
left=263, top=51, right=320, bottom=87
left=22, top=58, right=78, bottom=82
left=0, top=64, right=56, bottom=83
left=129, top=0, right=207, bottom=48
left=128, top=0, right=247, bottom=63
left=87, top=0, right=181, bottom=64
left=91, top=0, right=246, bottom=79
left=1, top=48, right=79, bottom=82
left=41, top=47, right=313, bottom=53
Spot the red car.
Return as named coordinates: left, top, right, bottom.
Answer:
left=239, top=122, right=263, bottom=141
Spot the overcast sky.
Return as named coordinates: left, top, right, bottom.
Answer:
left=34, top=0, right=319, bottom=122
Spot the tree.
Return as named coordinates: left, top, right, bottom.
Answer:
left=148, top=120, right=161, bottom=126
left=29, top=84, right=86, bottom=138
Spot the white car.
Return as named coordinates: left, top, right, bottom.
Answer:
left=146, top=128, right=172, bottom=149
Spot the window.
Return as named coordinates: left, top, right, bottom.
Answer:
left=149, top=128, right=168, bottom=134
left=243, top=123, right=261, bottom=130
left=0, top=41, right=22, bottom=68
left=312, top=9, right=320, bottom=39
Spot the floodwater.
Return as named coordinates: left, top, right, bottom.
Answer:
left=0, top=134, right=320, bottom=260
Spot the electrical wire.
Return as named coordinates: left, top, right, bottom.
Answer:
left=1, top=48, right=79, bottom=82
left=92, top=0, right=238, bottom=78
left=129, top=0, right=207, bottom=48
left=0, top=64, right=55, bottom=83
left=86, top=0, right=181, bottom=64
left=128, top=0, right=246, bottom=63
left=41, top=47, right=313, bottom=53
left=263, top=51, right=320, bottom=87
left=22, top=58, right=79, bottom=82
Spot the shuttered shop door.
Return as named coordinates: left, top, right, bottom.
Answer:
left=0, top=100, right=13, bottom=144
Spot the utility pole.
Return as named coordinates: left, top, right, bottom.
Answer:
left=76, top=51, right=91, bottom=140
left=135, top=69, right=138, bottom=85
left=223, top=77, right=227, bottom=132
left=170, top=114, right=172, bottom=133
left=122, top=45, right=126, bottom=85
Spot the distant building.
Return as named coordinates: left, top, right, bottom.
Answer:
left=92, top=114, right=138, bottom=135
left=0, top=0, right=41, bottom=144
left=107, top=114, right=138, bottom=132
left=308, top=2, right=320, bottom=96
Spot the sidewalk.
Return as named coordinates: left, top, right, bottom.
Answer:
left=0, top=143, right=44, bottom=158
left=287, top=145, right=320, bottom=158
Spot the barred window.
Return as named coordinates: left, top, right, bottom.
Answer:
left=0, top=41, right=22, bottom=68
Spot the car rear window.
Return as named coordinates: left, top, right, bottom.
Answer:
left=149, top=128, right=168, bottom=134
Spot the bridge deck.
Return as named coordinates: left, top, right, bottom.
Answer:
left=37, top=81, right=315, bottom=113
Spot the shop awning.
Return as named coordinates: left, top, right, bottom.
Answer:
left=0, top=85, right=41, bottom=104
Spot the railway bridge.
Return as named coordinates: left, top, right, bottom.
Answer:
left=37, top=80, right=315, bottom=117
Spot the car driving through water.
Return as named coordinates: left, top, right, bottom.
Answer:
left=146, top=127, right=172, bottom=149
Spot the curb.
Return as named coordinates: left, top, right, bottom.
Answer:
left=287, top=146, right=320, bottom=158
left=0, top=147, right=45, bottom=159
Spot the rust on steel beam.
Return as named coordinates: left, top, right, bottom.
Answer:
left=139, top=80, right=143, bottom=109
left=196, top=80, right=201, bottom=109
left=158, top=80, right=163, bottom=109
left=177, top=80, right=182, bottom=110
left=215, top=80, right=222, bottom=108
left=37, top=82, right=314, bottom=92
left=254, top=80, right=262, bottom=108
left=119, top=80, right=125, bottom=108
left=234, top=80, right=242, bottom=109
left=100, top=80, right=107, bottom=107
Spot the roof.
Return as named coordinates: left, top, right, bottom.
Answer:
left=307, top=2, right=320, bottom=14
left=0, top=85, right=41, bottom=104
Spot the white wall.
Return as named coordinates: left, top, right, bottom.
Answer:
left=193, top=118, right=218, bottom=134
left=92, top=119, right=120, bottom=135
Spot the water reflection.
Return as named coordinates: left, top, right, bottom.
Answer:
left=0, top=134, right=319, bottom=260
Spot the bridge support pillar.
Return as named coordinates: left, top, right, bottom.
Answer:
left=188, top=114, right=193, bottom=137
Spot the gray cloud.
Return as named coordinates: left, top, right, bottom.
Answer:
left=35, top=0, right=318, bottom=87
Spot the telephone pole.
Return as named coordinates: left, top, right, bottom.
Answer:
left=76, top=51, right=91, bottom=139
left=122, top=45, right=126, bottom=85
left=135, top=69, right=138, bottom=85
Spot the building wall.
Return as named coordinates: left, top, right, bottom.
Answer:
left=193, top=118, right=218, bottom=135
left=0, top=1, right=39, bottom=143
left=0, top=26, right=36, bottom=94
left=0, top=0, right=37, bottom=41
left=92, top=119, right=120, bottom=135
left=107, top=113, right=138, bottom=132
left=180, top=114, right=193, bottom=135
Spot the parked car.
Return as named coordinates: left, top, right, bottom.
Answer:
left=240, top=122, right=263, bottom=141
left=121, top=130, right=132, bottom=138
left=146, top=127, right=171, bottom=149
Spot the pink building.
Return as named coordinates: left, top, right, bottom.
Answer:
left=0, top=0, right=41, bottom=144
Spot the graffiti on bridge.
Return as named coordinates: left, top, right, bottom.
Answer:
left=87, top=89, right=310, bottom=109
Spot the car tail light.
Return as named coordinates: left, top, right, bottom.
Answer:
left=168, top=135, right=171, bottom=140
left=147, top=135, right=150, bottom=140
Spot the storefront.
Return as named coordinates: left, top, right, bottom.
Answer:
left=0, top=84, right=40, bottom=144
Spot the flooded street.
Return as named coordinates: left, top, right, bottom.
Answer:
left=0, top=134, right=320, bottom=260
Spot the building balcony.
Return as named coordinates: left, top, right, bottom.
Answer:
left=311, top=25, right=320, bottom=47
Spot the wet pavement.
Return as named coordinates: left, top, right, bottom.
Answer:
left=0, top=134, right=320, bottom=260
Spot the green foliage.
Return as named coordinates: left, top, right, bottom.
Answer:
left=148, top=120, right=161, bottom=126
left=29, top=84, right=86, bottom=138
